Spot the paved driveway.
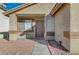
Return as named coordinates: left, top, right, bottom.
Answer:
left=0, top=39, right=34, bottom=55
left=0, top=38, right=50, bottom=55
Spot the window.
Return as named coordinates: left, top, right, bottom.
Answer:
left=25, top=20, right=33, bottom=31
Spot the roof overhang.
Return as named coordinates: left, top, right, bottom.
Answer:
left=3, top=3, right=37, bottom=16
left=3, top=3, right=64, bottom=17
left=50, top=3, right=64, bottom=16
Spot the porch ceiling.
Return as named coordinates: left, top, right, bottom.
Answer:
left=16, top=14, right=45, bottom=20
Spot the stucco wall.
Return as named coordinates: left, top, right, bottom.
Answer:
left=0, top=9, right=9, bottom=39
left=9, top=14, right=18, bottom=40
left=9, top=14, right=17, bottom=31
left=0, top=9, right=9, bottom=32
left=45, top=15, right=55, bottom=40
left=54, top=4, right=70, bottom=50
left=70, top=4, right=79, bottom=53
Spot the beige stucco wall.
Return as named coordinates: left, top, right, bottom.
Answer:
left=0, top=9, right=9, bottom=39
left=45, top=15, right=55, bottom=40
left=55, top=4, right=70, bottom=50
left=70, top=4, right=79, bottom=32
left=9, top=14, right=18, bottom=40
left=0, top=9, right=9, bottom=32
left=70, top=4, right=79, bottom=53
left=9, top=14, right=17, bottom=31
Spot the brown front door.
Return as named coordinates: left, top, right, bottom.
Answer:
left=36, top=20, right=44, bottom=37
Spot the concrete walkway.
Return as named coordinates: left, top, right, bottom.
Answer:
left=32, top=38, right=50, bottom=55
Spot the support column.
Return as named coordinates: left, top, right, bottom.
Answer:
left=9, top=14, right=18, bottom=40
left=45, top=15, right=55, bottom=40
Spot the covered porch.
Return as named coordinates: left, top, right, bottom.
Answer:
left=9, top=14, right=45, bottom=40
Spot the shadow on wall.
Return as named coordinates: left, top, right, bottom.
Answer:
left=19, top=22, right=35, bottom=39
left=19, top=30, right=47, bottom=45
left=48, top=40, right=69, bottom=53
left=19, top=26, right=34, bottom=36
left=18, top=24, right=47, bottom=45
left=0, top=32, right=9, bottom=41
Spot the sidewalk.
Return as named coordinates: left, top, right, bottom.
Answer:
left=32, top=39, right=50, bottom=55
